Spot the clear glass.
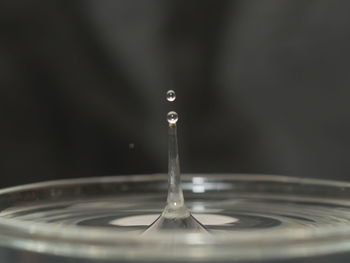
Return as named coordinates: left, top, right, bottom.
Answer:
left=1, top=174, right=350, bottom=262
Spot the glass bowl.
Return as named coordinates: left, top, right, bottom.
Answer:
left=0, top=174, right=350, bottom=262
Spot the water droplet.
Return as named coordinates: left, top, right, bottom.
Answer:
left=128, top=143, right=135, bottom=149
left=166, top=90, right=176, bottom=102
left=167, top=111, right=178, bottom=124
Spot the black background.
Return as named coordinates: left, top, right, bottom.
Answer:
left=2, top=0, right=350, bottom=187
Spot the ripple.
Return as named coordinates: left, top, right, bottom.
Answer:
left=2, top=195, right=350, bottom=234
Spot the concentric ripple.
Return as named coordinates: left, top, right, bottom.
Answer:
left=1, top=193, right=350, bottom=234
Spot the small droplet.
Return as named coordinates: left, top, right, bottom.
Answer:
left=167, top=111, right=178, bottom=124
left=166, top=90, right=176, bottom=102
left=128, top=143, right=135, bottom=149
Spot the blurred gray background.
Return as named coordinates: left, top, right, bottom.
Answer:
left=2, top=0, right=350, bottom=187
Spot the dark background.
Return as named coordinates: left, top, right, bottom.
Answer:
left=2, top=0, right=350, bottom=188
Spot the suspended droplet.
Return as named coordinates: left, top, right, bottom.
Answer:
left=166, top=90, right=176, bottom=102
left=167, top=111, right=178, bottom=125
left=128, top=143, right=135, bottom=149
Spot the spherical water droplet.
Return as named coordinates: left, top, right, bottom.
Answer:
left=166, top=90, right=176, bottom=102
left=128, top=143, right=135, bottom=149
left=167, top=111, right=178, bottom=124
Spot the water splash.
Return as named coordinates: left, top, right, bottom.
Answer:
left=143, top=91, right=207, bottom=233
